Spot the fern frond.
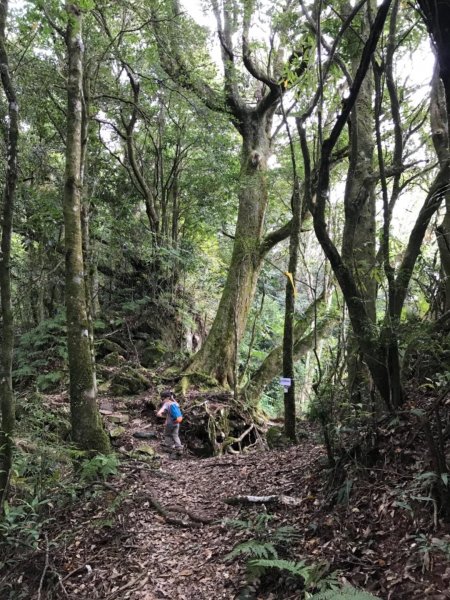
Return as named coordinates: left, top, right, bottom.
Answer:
left=226, top=541, right=278, bottom=561
left=309, top=586, right=380, bottom=599
left=222, top=518, right=252, bottom=530
left=272, top=525, right=302, bottom=543
left=247, top=558, right=309, bottom=578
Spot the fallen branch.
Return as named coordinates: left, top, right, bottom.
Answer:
left=166, top=504, right=214, bottom=524
left=107, top=574, right=150, bottom=598
left=37, top=534, right=50, bottom=600
left=147, top=495, right=204, bottom=528
left=224, top=494, right=303, bottom=507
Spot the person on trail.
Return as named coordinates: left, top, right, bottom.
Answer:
left=156, top=390, right=183, bottom=454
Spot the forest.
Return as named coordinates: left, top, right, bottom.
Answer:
left=1, top=0, right=450, bottom=598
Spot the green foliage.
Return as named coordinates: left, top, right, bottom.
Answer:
left=0, top=497, right=51, bottom=552
left=247, top=557, right=311, bottom=581
left=79, top=453, right=120, bottom=482
left=226, top=540, right=277, bottom=561
left=13, top=313, right=67, bottom=391
left=414, top=533, right=450, bottom=564
left=309, top=587, right=380, bottom=599
left=224, top=513, right=339, bottom=593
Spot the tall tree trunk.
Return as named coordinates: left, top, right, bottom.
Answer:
left=186, top=114, right=274, bottom=386
left=283, top=175, right=302, bottom=440
left=80, top=68, right=97, bottom=383
left=0, top=0, right=18, bottom=509
left=153, top=1, right=292, bottom=388
left=311, top=0, right=395, bottom=410
left=342, top=0, right=377, bottom=406
left=430, top=66, right=450, bottom=315
left=63, top=3, right=110, bottom=453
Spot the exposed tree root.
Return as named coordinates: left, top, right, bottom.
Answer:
left=224, top=494, right=303, bottom=507
left=147, top=494, right=212, bottom=527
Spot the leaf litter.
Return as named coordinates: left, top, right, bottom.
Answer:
left=1, top=390, right=450, bottom=599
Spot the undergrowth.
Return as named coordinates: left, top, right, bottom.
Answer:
left=223, top=513, right=378, bottom=598
left=1, top=392, right=120, bottom=575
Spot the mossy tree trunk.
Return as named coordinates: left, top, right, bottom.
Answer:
left=430, top=67, right=450, bottom=315
left=154, top=1, right=294, bottom=388
left=187, top=113, right=278, bottom=386
left=312, top=0, right=450, bottom=410
left=63, top=3, right=110, bottom=453
left=341, top=0, right=377, bottom=406
left=0, top=0, right=18, bottom=509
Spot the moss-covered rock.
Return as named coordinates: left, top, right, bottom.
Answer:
left=96, top=339, right=127, bottom=360
left=140, top=341, right=170, bottom=368
left=109, top=426, right=126, bottom=438
left=100, top=352, right=126, bottom=367
left=266, top=425, right=290, bottom=449
left=110, top=366, right=150, bottom=396
left=136, top=444, right=156, bottom=457
left=108, top=413, right=130, bottom=424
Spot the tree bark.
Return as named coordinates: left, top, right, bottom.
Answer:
left=283, top=172, right=302, bottom=440
left=63, top=3, right=110, bottom=453
left=0, top=0, right=18, bottom=509
left=430, top=65, right=450, bottom=314
left=153, top=1, right=292, bottom=387
left=186, top=112, right=284, bottom=386
left=341, top=0, right=377, bottom=406
left=311, top=0, right=395, bottom=409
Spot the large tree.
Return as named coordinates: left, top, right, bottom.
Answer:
left=308, top=0, right=450, bottom=409
left=63, top=2, right=109, bottom=452
left=153, top=0, right=296, bottom=387
left=0, top=0, right=18, bottom=508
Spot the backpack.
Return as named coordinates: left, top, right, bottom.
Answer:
left=169, top=402, right=183, bottom=423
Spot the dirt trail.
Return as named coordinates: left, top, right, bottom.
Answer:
left=4, top=393, right=450, bottom=599
left=57, top=430, right=325, bottom=600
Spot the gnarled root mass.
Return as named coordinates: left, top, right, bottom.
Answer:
left=178, top=390, right=267, bottom=457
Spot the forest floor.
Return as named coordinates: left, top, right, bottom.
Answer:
left=2, top=390, right=450, bottom=600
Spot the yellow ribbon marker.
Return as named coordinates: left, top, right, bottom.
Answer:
left=284, top=271, right=297, bottom=297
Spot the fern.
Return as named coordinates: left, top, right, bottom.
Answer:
left=222, top=518, right=253, bottom=531
left=309, top=586, right=380, bottom=599
left=226, top=540, right=277, bottom=561
left=272, top=525, right=302, bottom=543
left=248, top=558, right=309, bottom=577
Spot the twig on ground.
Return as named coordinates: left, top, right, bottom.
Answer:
left=147, top=495, right=206, bottom=528
left=37, top=534, right=49, bottom=600
left=107, top=573, right=150, bottom=598
left=224, top=494, right=303, bottom=507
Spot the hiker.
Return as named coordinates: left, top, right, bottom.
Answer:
left=156, top=390, right=183, bottom=453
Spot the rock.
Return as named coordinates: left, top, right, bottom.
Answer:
left=133, top=431, right=158, bottom=439
left=266, top=426, right=290, bottom=449
left=110, top=366, right=150, bottom=396
left=140, top=341, right=170, bottom=368
left=136, top=445, right=156, bottom=456
left=110, top=426, right=126, bottom=438
left=96, top=338, right=127, bottom=360
left=108, top=413, right=130, bottom=424
left=97, top=380, right=111, bottom=393
left=100, top=352, right=126, bottom=367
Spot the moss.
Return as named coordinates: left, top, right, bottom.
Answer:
left=100, top=352, right=125, bottom=367
left=96, top=339, right=127, bottom=359
left=110, top=366, right=150, bottom=396
left=140, top=341, right=170, bottom=368
left=266, top=426, right=290, bottom=449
